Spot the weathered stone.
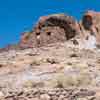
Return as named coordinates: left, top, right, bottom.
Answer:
left=80, top=10, right=100, bottom=46
left=40, top=94, right=50, bottom=100
left=19, top=13, right=80, bottom=49
left=0, top=91, right=4, bottom=98
left=58, top=95, right=65, bottom=100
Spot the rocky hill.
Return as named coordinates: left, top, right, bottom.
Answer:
left=0, top=10, right=100, bottom=100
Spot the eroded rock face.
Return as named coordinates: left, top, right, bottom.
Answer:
left=82, top=11, right=100, bottom=30
left=35, top=14, right=80, bottom=39
left=19, top=11, right=100, bottom=49
left=19, top=27, right=66, bottom=48
left=19, top=14, right=80, bottom=48
left=80, top=10, right=100, bottom=46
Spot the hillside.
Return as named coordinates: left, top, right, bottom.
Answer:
left=0, top=10, right=100, bottom=99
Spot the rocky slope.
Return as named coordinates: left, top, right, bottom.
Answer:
left=0, top=10, right=100, bottom=99
left=0, top=42, right=100, bottom=99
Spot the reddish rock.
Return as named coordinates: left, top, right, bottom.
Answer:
left=19, top=32, right=37, bottom=48
left=80, top=10, right=100, bottom=46
left=19, top=13, right=80, bottom=48
left=35, top=14, right=80, bottom=40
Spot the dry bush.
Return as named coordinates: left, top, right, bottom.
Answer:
left=47, top=71, right=92, bottom=88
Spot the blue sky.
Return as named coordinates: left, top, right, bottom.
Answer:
left=0, top=0, right=100, bottom=47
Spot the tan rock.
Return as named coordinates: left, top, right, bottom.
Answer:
left=40, top=94, right=50, bottom=100
left=0, top=91, right=4, bottom=98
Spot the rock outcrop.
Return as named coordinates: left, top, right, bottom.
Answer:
left=80, top=10, right=100, bottom=46
left=19, top=13, right=80, bottom=48
left=19, top=11, right=100, bottom=49
left=1, top=10, right=100, bottom=51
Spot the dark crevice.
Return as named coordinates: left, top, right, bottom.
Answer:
left=82, top=15, right=93, bottom=30
left=36, top=32, right=40, bottom=36
left=47, top=32, right=51, bottom=36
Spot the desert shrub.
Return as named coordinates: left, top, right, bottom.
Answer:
left=23, top=80, right=34, bottom=88
left=47, top=71, right=92, bottom=88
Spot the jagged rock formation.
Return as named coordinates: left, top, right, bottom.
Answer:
left=19, top=27, right=66, bottom=48
left=80, top=11, right=100, bottom=46
left=19, top=11, right=100, bottom=49
left=19, top=13, right=80, bottom=48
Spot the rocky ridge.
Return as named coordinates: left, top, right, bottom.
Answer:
left=0, top=10, right=100, bottom=51
left=18, top=10, right=100, bottom=49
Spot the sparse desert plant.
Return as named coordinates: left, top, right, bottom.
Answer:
left=23, top=80, right=44, bottom=88
left=77, top=71, right=92, bottom=86
left=47, top=71, right=92, bottom=88
left=23, top=80, right=34, bottom=88
left=30, top=58, right=44, bottom=66
left=47, top=72, right=78, bottom=88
